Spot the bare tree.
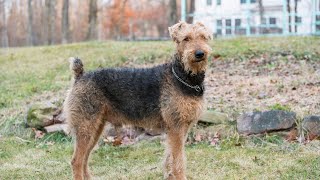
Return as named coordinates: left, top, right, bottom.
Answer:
left=258, top=0, right=265, bottom=33
left=186, top=0, right=195, bottom=23
left=27, top=0, right=35, bottom=46
left=61, top=0, right=70, bottom=44
left=86, top=0, right=98, bottom=40
left=44, top=0, right=56, bottom=45
left=294, top=0, right=298, bottom=33
left=287, top=0, right=291, bottom=33
left=168, top=0, right=177, bottom=26
left=0, top=0, right=8, bottom=47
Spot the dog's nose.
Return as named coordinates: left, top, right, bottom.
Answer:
left=195, top=50, right=205, bottom=59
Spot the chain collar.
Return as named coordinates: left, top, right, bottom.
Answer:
left=171, top=66, right=202, bottom=92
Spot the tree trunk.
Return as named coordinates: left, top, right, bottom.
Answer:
left=0, top=0, right=8, bottom=47
left=294, top=0, right=298, bottom=33
left=27, top=0, right=35, bottom=46
left=258, top=0, right=265, bottom=33
left=287, top=0, right=291, bottom=33
left=186, top=0, right=195, bottom=24
left=86, top=0, right=98, bottom=40
left=61, top=0, right=70, bottom=44
left=44, top=0, right=56, bottom=45
left=168, top=0, right=177, bottom=26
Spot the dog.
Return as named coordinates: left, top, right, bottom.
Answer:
left=64, top=21, right=212, bottom=180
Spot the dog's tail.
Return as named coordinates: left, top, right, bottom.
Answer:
left=68, top=57, right=84, bottom=80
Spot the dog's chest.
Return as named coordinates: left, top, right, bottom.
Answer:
left=161, top=82, right=204, bottom=124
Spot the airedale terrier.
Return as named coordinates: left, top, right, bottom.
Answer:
left=64, top=21, right=212, bottom=180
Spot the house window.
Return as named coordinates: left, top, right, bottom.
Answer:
left=217, top=29, right=222, bottom=35
left=226, top=19, right=231, bottom=26
left=240, top=0, right=246, bottom=4
left=316, top=15, right=320, bottom=21
left=217, top=20, right=222, bottom=27
left=217, top=0, right=221, bottom=5
left=295, top=16, right=302, bottom=23
left=235, top=19, right=241, bottom=27
left=261, top=17, right=267, bottom=25
left=216, top=19, right=222, bottom=35
left=269, top=18, right=276, bottom=25
left=207, top=0, right=212, bottom=5
left=226, top=19, right=232, bottom=35
left=241, top=0, right=256, bottom=4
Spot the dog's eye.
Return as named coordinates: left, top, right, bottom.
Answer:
left=201, top=35, right=208, bottom=41
left=183, top=37, right=190, bottom=41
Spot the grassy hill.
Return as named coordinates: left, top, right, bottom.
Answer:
left=0, top=37, right=320, bottom=179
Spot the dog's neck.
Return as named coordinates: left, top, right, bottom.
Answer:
left=171, top=53, right=205, bottom=96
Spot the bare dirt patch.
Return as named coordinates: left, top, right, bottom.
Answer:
left=205, top=54, right=320, bottom=118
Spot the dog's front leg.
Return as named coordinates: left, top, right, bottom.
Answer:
left=164, top=126, right=188, bottom=180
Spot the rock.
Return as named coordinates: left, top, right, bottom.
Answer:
left=198, top=110, right=229, bottom=124
left=44, top=124, right=69, bottom=134
left=237, top=110, right=296, bottom=135
left=103, top=124, right=144, bottom=139
left=25, top=102, right=59, bottom=128
left=135, top=133, right=165, bottom=143
left=302, top=116, right=320, bottom=136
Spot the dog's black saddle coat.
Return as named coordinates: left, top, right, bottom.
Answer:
left=79, top=58, right=205, bottom=120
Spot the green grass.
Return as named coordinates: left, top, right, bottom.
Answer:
left=0, top=135, right=319, bottom=179
left=269, top=103, right=292, bottom=112
left=0, top=37, right=320, bottom=179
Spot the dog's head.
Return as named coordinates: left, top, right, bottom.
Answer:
left=169, top=21, right=212, bottom=74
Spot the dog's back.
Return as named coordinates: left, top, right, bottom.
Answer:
left=80, top=64, right=168, bottom=120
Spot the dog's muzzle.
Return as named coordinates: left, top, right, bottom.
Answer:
left=194, top=50, right=205, bottom=62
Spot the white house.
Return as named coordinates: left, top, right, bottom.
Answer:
left=190, top=0, right=320, bottom=36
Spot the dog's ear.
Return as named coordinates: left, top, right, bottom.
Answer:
left=195, top=22, right=213, bottom=40
left=195, top=22, right=205, bottom=27
left=168, top=21, right=187, bottom=43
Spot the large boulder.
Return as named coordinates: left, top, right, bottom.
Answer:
left=237, top=110, right=296, bottom=135
left=25, top=101, right=65, bottom=129
left=302, top=116, right=320, bottom=136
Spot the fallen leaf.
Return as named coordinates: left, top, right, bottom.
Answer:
left=112, top=137, right=122, bottom=146
left=285, top=128, right=298, bottom=142
left=194, top=133, right=202, bottom=142
left=32, top=128, right=45, bottom=139
left=121, top=136, right=135, bottom=146
left=307, top=133, right=319, bottom=141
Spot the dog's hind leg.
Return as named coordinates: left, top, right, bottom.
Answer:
left=71, top=131, right=88, bottom=180
left=82, top=120, right=105, bottom=180
left=70, top=112, right=106, bottom=180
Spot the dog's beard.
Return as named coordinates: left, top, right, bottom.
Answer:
left=182, top=50, right=207, bottom=75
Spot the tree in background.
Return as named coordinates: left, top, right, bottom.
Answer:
left=0, top=0, right=8, bottom=47
left=258, top=0, right=265, bottom=33
left=286, top=0, right=291, bottom=33
left=44, top=0, right=56, bottom=45
left=186, top=0, right=194, bottom=24
left=86, top=0, right=98, bottom=40
left=62, top=0, right=70, bottom=44
left=294, top=0, right=298, bottom=33
left=168, top=0, right=177, bottom=26
left=27, top=0, right=35, bottom=46
left=0, top=0, right=179, bottom=47
left=106, top=0, right=135, bottom=40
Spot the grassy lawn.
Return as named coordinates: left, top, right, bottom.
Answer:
left=0, top=37, right=320, bottom=179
